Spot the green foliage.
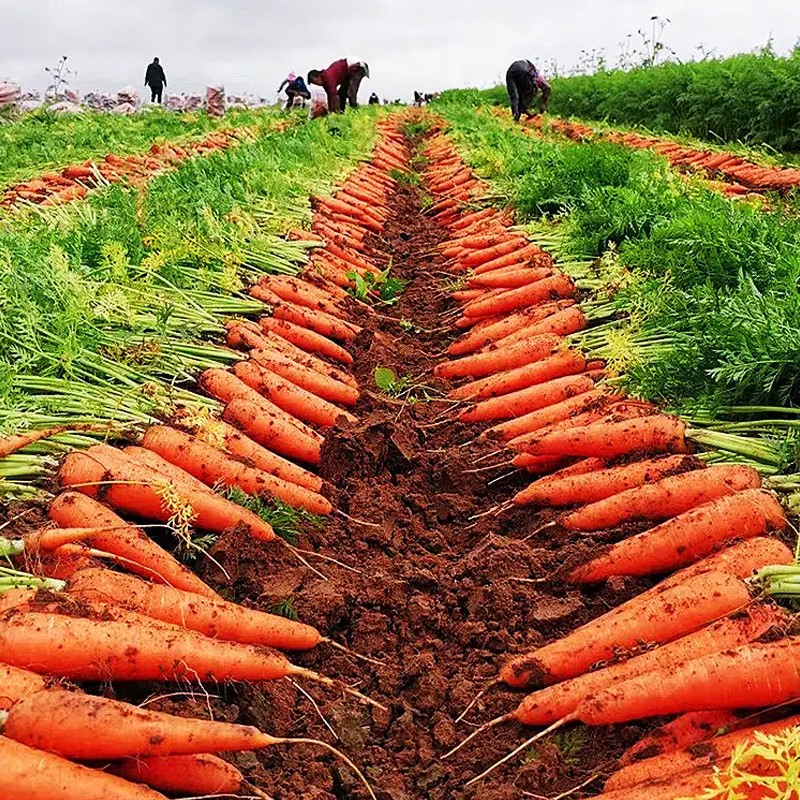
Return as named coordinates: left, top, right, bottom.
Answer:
left=224, top=488, right=324, bottom=546
left=526, top=727, right=588, bottom=766
left=348, top=268, right=408, bottom=305
left=269, top=598, right=299, bottom=621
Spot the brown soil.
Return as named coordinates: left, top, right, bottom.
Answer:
left=183, top=142, right=653, bottom=800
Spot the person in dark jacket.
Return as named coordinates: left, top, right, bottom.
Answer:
left=505, top=59, right=550, bottom=122
left=145, top=57, right=167, bottom=104
left=308, top=58, right=370, bottom=113
left=277, top=72, right=311, bottom=109
left=368, top=92, right=380, bottom=105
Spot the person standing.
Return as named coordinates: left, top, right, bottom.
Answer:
left=505, top=59, right=550, bottom=122
left=307, top=58, right=369, bottom=113
left=145, top=57, right=167, bottom=104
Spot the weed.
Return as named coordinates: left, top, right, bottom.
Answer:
left=526, top=727, right=588, bottom=766
left=269, top=597, right=299, bottom=621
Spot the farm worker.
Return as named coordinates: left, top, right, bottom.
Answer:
left=144, top=57, right=167, bottom=104
left=277, top=72, right=311, bottom=110
left=505, top=59, right=550, bottom=122
left=368, top=92, right=380, bottom=105
left=307, top=58, right=370, bottom=113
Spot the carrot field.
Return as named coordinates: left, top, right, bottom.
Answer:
left=1, top=96, right=800, bottom=800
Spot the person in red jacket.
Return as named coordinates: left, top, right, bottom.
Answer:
left=308, top=58, right=369, bottom=113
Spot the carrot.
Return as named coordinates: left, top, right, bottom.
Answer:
left=47, top=492, right=217, bottom=598
left=250, top=348, right=359, bottom=406
left=448, top=349, right=587, bottom=401
left=455, top=238, right=528, bottom=268
left=3, top=689, right=278, bottom=759
left=485, top=388, right=617, bottom=443
left=513, top=454, right=697, bottom=507
left=258, top=276, right=346, bottom=317
left=464, top=273, right=576, bottom=317
left=511, top=604, right=781, bottom=726
left=0, top=425, right=87, bottom=458
left=471, top=243, right=544, bottom=275
left=491, top=305, right=588, bottom=345
left=224, top=398, right=321, bottom=465
left=123, top=445, right=214, bottom=495
left=468, top=266, right=554, bottom=289
left=570, top=488, right=787, bottom=583
left=108, top=754, right=243, bottom=796
left=603, top=713, right=800, bottom=791
left=141, top=426, right=331, bottom=514
left=0, top=736, right=167, bottom=799
left=253, top=289, right=361, bottom=342
left=67, top=566, right=321, bottom=649
left=561, top=464, right=762, bottom=531
left=259, top=317, right=354, bottom=366
left=499, top=570, right=751, bottom=688
left=178, top=412, right=322, bottom=492
left=435, top=333, right=563, bottom=379
left=0, top=663, right=47, bottom=709
left=511, top=454, right=566, bottom=474
left=58, top=446, right=277, bottom=542
left=459, top=374, right=596, bottom=423
left=232, top=360, right=356, bottom=428
left=258, top=330, right=358, bottom=388
left=515, top=414, right=688, bottom=459
left=585, top=770, right=768, bottom=800
left=619, top=710, right=742, bottom=766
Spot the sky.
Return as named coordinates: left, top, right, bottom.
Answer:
left=1, top=1, right=799, bottom=104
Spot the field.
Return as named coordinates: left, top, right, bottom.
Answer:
left=0, top=91, right=799, bottom=800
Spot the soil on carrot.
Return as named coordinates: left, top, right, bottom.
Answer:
left=182, top=137, right=655, bottom=800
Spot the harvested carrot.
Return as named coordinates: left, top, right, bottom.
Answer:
left=513, top=455, right=697, bottom=507
left=449, top=349, right=587, bottom=401
left=259, top=317, right=354, bottom=366
left=464, top=273, right=575, bottom=317
left=512, top=603, right=780, bottom=725
left=224, top=398, right=321, bottom=465
left=468, top=266, right=553, bottom=289
left=258, top=331, right=358, bottom=388
left=232, top=360, right=356, bottom=428
left=0, top=736, right=167, bottom=799
left=499, top=570, right=751, bottom=688
left=0, top=663, right=47, bottom=709
left=570, top=488, right=787, bottom=583
left=123, top=445, right=213, bottom=495
left=619, top=710, right=742, bottom=766
left=561, top=464, right=762, bottom=531
left=67, top=566, right=322, bottom=649
left=491, top=305, right=588, bottom=345
left=435, top=333, right=563, bottom=379
left=258, top=294, right=361, bottom=343
left=108, top=754, right=243, bottom=796
left=141, top=426, right=332, bottom=514
left=516, top=415, right=688, bottom=459
left=58, top=446, right=277, bottom=542
left=47, top=492, right=217, bottom=598
left=459, top=374, right=596, bottom=423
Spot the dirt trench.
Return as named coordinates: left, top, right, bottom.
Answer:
left=181, top=132, right=652, bottom=800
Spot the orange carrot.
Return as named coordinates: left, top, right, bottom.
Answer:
left=58, top=446, right=277, bottom=542
left=259, top=317, right=354, bottom=366
left=459, top=374, right=596, bottom=423
left=252, top=289, right=361, bottom=342
left=251, top=347, right=359, bottom=406
left=455, top=238, right=528, bottom=268
left=619, top=711, right=742, bottom=766
left=258, top=275, right=346, bottom=317
left=449, top=349, right=587, bottom=401
left=500, top=570, right=751, bottom=688
left=141, top=426, right=331, bottom=514
left=108, top=754, right=243, bottom=796
left=47, top=492, right=217, bottom=598
left=0, top=736, right=167, bottom=799
left=224, top=398, right=321, bottom=465
left=490, top=305, right=588, bottom=346
left=563, top=463, right=762, bottom=530
left=513, top=455, right=697, bottom=507
left=258, top=331, right=358, bottom=387
left=0, top=663, right=47, bottom=709
left=464, top=273, right=576, bottom=317
left=470, top=243, right=543, bottom=275
left=232, top=360, right=356, bottom=428
left=512, top=603, right=781, bottom=725
left=485, top=388, right=617, bottom=443
left=123, top=445, right=214, bottom=495
left=515, top=414, right=688, bottom=459
left=178, top=413, right=322, bottom=492
left=67, top=566, right=321, bottom=650
left=571, top=488, right=787, bottom=583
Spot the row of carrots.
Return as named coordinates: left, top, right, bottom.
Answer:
left=0, top=117, right=411, bottom=798
left=423, top=121, right=800, bottom=798
left=1, top=127, right=255, bottom=209
left=526, top=113, right=800, bottom=197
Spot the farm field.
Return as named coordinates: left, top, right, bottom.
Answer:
left=0, top=96, right=799, bottom=800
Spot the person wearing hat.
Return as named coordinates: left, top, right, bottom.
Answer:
left=277, top=71, right=310, bottom=109
left=505, top=59, right=550, bottom=122
left=307, top=58, right=370, bottom=113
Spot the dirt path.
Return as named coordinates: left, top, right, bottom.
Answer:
left=187, top=129, right=645, bottom=800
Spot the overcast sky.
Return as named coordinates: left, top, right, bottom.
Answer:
left=1, top=1, right=799, bottom=103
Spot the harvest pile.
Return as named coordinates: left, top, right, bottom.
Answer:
left=0, top=103, right=799, bottom=800
left=526, top=114, right=800, bottom=196
left=1, top=126, right=261, bottom=208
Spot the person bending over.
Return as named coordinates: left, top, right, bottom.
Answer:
left=278, top=72, right=311, bottom=109
left=505, top=59, right=550, bottom=122
left=308, top=58, right=370, bottom=113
